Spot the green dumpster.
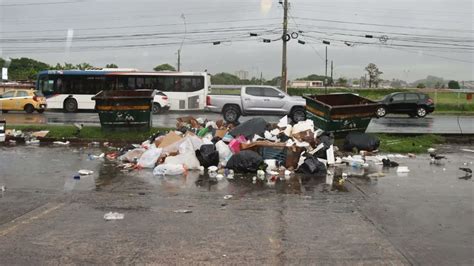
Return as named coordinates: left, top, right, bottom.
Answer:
left=303, top=93, right=380, bottom=134
left=92, top=90, right=155, bottom=131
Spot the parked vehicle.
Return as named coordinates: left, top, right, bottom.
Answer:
left=152, top=90, right=170, bottom=114
left=206, top=85, right=306, bottom=123
left=0, top=89, right=47, bottom=113
left=376, top=92, right=435, bottom=118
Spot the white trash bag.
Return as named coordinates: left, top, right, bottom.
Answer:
left=137, top=145, right=162, bottom=168
left=153, top=164, right=186, bottom=176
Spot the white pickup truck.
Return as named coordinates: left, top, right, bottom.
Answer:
left=205, top=85, right=306, bottom=123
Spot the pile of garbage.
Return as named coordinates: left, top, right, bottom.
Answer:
left=103, top=115, right=388, bottom=185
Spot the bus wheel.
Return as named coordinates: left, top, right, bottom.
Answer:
left=24, top=104, right=35, bottom=114
left=64, top=98, right=78, bottom=113
left=152, top=103, right=162, bottom=114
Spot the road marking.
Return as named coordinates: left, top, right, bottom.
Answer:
left=0, top=202, right=64, bottom=237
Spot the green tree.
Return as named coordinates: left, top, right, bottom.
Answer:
left=296, top=74, right=332, bottom=85
left=211, top=72, right=242, bottom=85
left=416, top=83, right=426, bottom=89
left=153, top=64, right=176, bottom=71
left=336, top=77, right=347, bottom=87
left=105, top=63, right=118, bottom=68
left=265, top=76, right=281, bottom=86
left=76, top=62, right=94, bottom=70
left=52, top=62, right=78, bottom=70
left=448, top=80, right=460, bottom=90
left=5, top=57, right=49, bottom=80
left=365, top=63, right=383, bottom=88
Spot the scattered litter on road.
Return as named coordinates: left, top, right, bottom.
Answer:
left=104, top=212, right=124, bottom=221
left=461, top=148, right=474, bottom=153
left=73, top=175, right=80, bottom=180
left=78, top=169, right=94, bottom=175
left=31, top=130, right=49, bottom=138
left=396, top=166, right=410, bottom=173
left=174, top=209, right=192, bottom=213
left=223, top=195, right=233, bottom=200
left=26, top=139, right=40, bottom=145
left=53, top=141, right=70, bottom=146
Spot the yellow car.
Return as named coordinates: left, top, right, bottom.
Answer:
left=0, top=89, right=47, bottom=113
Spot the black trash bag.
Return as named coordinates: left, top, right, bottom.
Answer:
left=195, top=144, right=219, bottom=168
left=314, top=134, right=333, bottom=159
left=343, top=132, right=380, bottom=151
left=296, top=155, right=327, bottom=176
left=278, top=132, right=290, bottom=142
left=229, top=117, right=267, bottom=139
left=226, top=150, right=264, bottom=173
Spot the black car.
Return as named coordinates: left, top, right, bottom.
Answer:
left=376, top=92, right=435, bottom=118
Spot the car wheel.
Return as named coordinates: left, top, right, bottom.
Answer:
left=1, top=110, right=8, bottom=113
left=416, top=107, right=427, bottom=118
left=64, top=98, right=78, bottom=113
left=152, top=103, right=161, bottom=114
left=376, top=106, right=387, bottom=118
left=24, top=104, right=34, bottom=114
left=290, top=107, right=306, bottom=123
left=37, top=109, right=45, bottom=114
left=223, top=105, right=240, bottom=123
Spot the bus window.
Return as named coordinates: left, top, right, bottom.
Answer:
left=105, top=77, right=116, bottom=90
left=127, top=77, right=136, bottom=90
left=144, top=77, right=155, bottom=89
left=180, top=77, right=190, bottom=92
left=116, top=77, right=127, bottom=89
left=136, top=77, right=144, bottom=89
left=163, top=77, right=174, bottom=91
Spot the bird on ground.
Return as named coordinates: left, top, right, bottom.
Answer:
left=459, top=167, right=472, bottom=180
left=429, top=153, right=446, bottom=165
left=459, top=167, right=472, bottom=174
left=382, top=158, right=399, bottom=167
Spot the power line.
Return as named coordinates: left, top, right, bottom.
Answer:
left=293, top=17, right=474, bottom=33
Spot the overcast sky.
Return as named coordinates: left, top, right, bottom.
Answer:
left=1, top=0, right=473, bottom=82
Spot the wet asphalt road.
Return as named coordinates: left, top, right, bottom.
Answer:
left=1, top=111, right=474, bottom=134
left=0, top=144, right=473, bottom=264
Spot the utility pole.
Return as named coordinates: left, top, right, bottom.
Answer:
left=324, top=46, right=328, bottom=94
left=177, top=49, right=181, bottom=72
left=330, top=60, right=333, bottom=86
left=260, top=72, right=263, bottom=85
left=280, top=0, right=288, bottom=92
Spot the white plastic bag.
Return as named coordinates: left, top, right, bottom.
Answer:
left=165, top=151, right=201, bottom=170
left=153, top=164, right=186, bottom=176
left=215, top=140, right=232, bottom=163
left=137, top=145, right=162, bottom=168
left=119, top=148, right=145, bottom=162
left=292, top=120, right=315, bottom=135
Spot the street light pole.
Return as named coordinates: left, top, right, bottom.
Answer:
left=177, top=14, right=187, bottom=72
left=280, top=0, right=288, bottom=92
left=325, top=46, right=328, bottom=94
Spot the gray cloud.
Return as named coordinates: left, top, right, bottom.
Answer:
left=1, top=0, right=472, bottom=81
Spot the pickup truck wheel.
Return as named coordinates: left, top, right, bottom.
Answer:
left=223, top=106, right=240, bottom=123
left=290, top=108, right=306, bottom=123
